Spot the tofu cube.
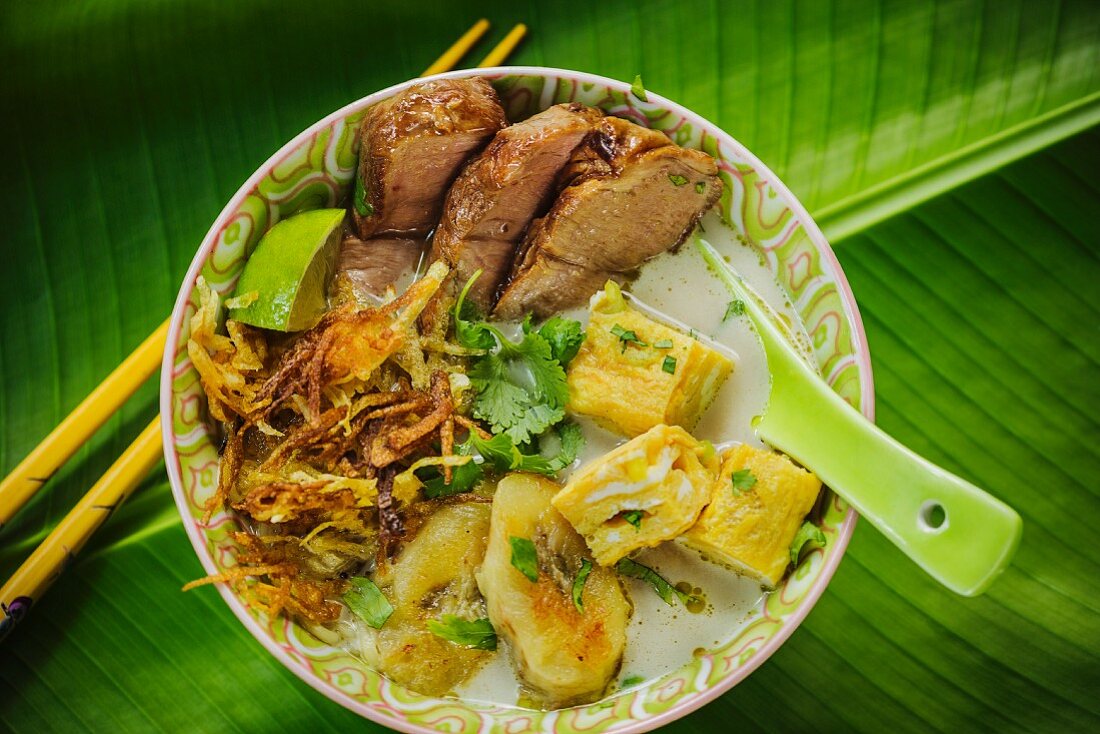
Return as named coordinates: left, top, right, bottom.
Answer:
left=681, top=444, right=822, bottom=587
left=567, top=283, right=734, bottom=437
left=551, top=424, right=718, bottom=566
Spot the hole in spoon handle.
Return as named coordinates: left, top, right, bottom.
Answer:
left=918, top=500, right=947, bottom=533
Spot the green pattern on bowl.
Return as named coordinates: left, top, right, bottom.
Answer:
left=161, top=67, right=871, bottom=734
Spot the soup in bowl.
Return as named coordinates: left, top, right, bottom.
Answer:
left=161, top=67, right=870, bottom=733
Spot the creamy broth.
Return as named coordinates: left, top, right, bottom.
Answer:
left=449, top=212, right=815, bottom=705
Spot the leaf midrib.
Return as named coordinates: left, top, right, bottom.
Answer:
left=815, top=90, right=1100, bottom=244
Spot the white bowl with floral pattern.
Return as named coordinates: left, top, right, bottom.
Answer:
left=161, top=67, right=871, bottom=734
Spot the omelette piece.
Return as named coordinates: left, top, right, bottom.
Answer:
left=681, top=444, right=822, bottom=587
left=477, top=474, right=630, bottom=708
left=566, top=282, right=733, bottom=436
left=552, top=424, right=718, bottom=566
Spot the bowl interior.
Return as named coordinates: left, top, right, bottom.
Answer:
left=161, top=67, right=869, bottom=734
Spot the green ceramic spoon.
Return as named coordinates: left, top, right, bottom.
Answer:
left=697, top=238, right=1022, bottom=596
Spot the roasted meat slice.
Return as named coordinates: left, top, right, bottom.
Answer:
left=431, top=103, right=603, bottom=310
left=353, top=78, right=506, bottom=240
left=331, top=235, right=425, bottom=302
left=493, top=116, right=723, bottom=320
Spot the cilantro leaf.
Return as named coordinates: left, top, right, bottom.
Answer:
left=538, top=316, right=585, bottom=366
left=723, top=299, right=746, bottom=321
left=421, top=459, right=483, bottom=498
left=616, top=557, right=698, bottom=607
left=572, top=558, right=593, bottom=613
left=509, top=331, right=569, bottom=408
left=509, top=536, right=539, bottom=582
left=427, top=615, right=497, bottom=650
left=342, top=577, right=393, bottom=629
left=630, top=74, right=648, bottom=102
left=468, top=329, right=569, bottom=444
left=730, top=468, right=757, bottom=494
left=455, top=273, right=575, bottom=443
left=789, top=521, right=827, bottom=565
left=469, top=356, right=535, bottom=434
left=466, top=421, right=583, bottom=476
left=453, top=271, right=496, bottom=350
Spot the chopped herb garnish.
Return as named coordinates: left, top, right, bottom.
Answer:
left=730, top=468, right=757, bottom=494
left=630, top=74, right=648, bottom=102
left=653, top=339, right=674, bottom=349
left=723, top=300, right=746, bottom=321
left=668, top=174, right=689, bottom=186
left=466, top=421, right=584, bottom=477
left=695, top=181, right=706, bottom=194
left=455, top=273, right=570, bottom=443
left=610, top=324, right=648, bottom=351
left=537, top=316, right=585, bottom=367
left=662, top=356, right=677, bottom=374
left=621, top=510, right=644, bottom=529
left=427, top=615, right=498, bottom=650
left=789, top=521, right=827, bottom=565
left=616, top=557, right=698, bottom=607
left=353, top=173, right=373, bottom=217
left=342, top=577, right=393, bottom=629
left=572, top=558, right=593, bottom=613
left=509, top=536, right=539, bottom=583
left=452, top=271, right=496, bottom=350
left=621, top=675, right=645, bottom=687
left=421, top=458, right=483, bottom=498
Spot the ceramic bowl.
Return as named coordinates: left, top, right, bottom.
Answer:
left=161, top=66, right=871, bottom=734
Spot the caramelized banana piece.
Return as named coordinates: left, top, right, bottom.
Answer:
left=370, top=502, right=493, bottom=696
left=477, top=474, right=630, bottom=708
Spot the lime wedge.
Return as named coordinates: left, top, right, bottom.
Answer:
left=229, top=208, right=346, bottom=332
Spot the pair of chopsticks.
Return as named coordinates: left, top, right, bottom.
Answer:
left=0, top=19, right=527, bottom=638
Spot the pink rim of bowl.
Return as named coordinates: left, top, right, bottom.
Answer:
left=160, top=66, right=871, bottom=734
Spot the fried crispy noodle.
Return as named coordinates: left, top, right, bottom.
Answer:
left=202, top=419, right=245, bottom=523
left=369, top=371, right=454, bottom=467
left=186, top=258, right=493, bottom=625
left=259, top=260, right=449, bottom=421
left=182, top=533, right=346, bottom=623
left=187, top=277, right=272, bottom=423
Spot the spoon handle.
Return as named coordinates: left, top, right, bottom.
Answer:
left=698, top=239, right=1022, bottom=596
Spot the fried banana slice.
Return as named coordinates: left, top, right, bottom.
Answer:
left=477, top=474, right=630, bottom=708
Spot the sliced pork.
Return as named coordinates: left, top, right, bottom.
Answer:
left=493, top=117, right=722, bottom=320
left=331, top=235, right=425, bottom=302
left=431, top=103, right=603, bottom=310
left=353, top=78, right=506, bottom=240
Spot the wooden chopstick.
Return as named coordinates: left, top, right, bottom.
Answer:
left=0, top=22, right=527, bottom=637
left=0, top=319, right=169, bottom=528
left=422, top=18, right=490, bottom=76
left=0, top=419, right=162, bottom=638
left=478, top=24, right=527, bottom=67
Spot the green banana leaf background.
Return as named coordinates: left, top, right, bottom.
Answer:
left=2, top=0, right=1099, bottom=730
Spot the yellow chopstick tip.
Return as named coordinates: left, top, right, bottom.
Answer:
left=478, top=24, right=527, bottom=68
left=422, top=18, right=491, bottom=77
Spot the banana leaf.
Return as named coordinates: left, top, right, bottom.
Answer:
left=2, top=0, right=1099, bottom=731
